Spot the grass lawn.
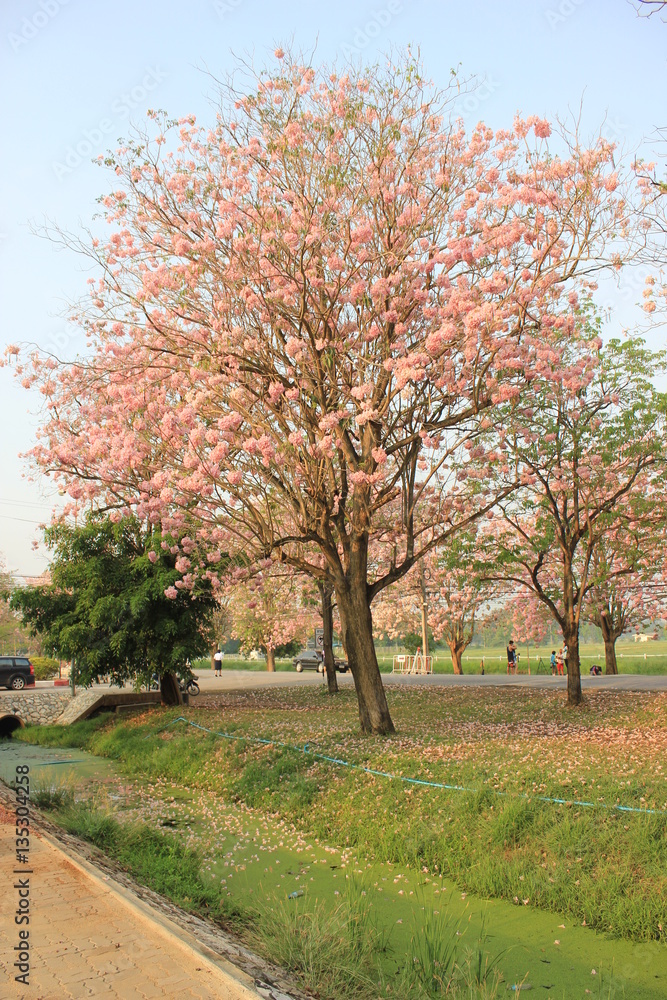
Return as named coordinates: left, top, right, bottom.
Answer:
left=193, top=639, right=667, bottom=676
left=12, top=685, right=667, bottom=999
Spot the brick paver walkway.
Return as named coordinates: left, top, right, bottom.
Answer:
left=0, top=807, right=259, bottom=999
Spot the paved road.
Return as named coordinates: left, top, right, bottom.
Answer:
left=189, top=669, right=667, bottom=693
left=30, top=668, right=667, bottom=696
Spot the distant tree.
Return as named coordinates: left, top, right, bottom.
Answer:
left=479, top=335, right=667, bottom=705
left=373, top=532, right=494, bottom=673
left=398, top=631, right=429, bottom=656
left=0, top=558, right=40, bottom=656
left=426, top=538, right=497, bottom=675
left=583, top=528, right=667, bottom=673
left=0, top=559, right=18, bottom=652
left=227, top=565, right=318, bottom=672
left=503, top=591, right=552, bottom=668
left=207, top=599, right=232, bottom=668
left=274, top=637, right=302, bottom=658
left=10, top=516, right=216, bottom=704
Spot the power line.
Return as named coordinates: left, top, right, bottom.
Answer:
left=0, top=513, right=47, bottom=525
left=0, top=497, right=62, bottom=509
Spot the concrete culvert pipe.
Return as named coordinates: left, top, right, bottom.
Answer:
left=0, top=714, right=25, bottom=737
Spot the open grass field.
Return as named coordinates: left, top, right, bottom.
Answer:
left=453, top=640, right=667, bottom=676
left=10, top=684, right=666, bottom=998
left=194, top=639, right=667, bottom=676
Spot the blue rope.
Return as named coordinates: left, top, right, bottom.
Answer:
left=37, top=759, right=90, bottom=766
left=146, top=716, right=664, bottom=817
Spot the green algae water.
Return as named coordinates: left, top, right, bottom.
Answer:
left=0, top=738, right=116, bottom=788
left=117, top=775, right=667, bottom=999
left=3, top=737, right=665, bottom=999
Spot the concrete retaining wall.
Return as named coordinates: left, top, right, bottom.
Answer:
left=0, top=688, right=165, bottom=729
left=0, top=690, right=71, bottom=726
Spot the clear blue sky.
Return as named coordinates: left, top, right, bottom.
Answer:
left=1, top=0, right=665, bottom=577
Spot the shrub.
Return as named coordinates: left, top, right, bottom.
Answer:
left=31, top=656, right=61, bottom=680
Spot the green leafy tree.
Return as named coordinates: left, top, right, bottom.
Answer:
left=10, top=516, right=216, bottom=704
left=0, top=558, right=40, bottom=656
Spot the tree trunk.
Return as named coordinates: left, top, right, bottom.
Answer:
left=562, top=559, right=582, bottom=706
left=603, top=639, right=618, bottom=675
left=266, top=647, right=276, bottom=672
left=563, top=626, right=582, bottom=706
left=599, top=614, right=619, bottom=675
left=448, top=641, right=464, bottom=675
left=336, top=581, right=394, bottom=735
left=160, top=671, right=183, bottom=707
left=419, top=559, right=430, bottom=657
left=321, top=583, right=338, bottom=695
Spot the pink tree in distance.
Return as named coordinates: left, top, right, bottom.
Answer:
left=503, top=590, right=553, bottom=671
left=583, top=524, right=667, bottom=673
left=478, top=334, right=666, bottom=704
left=227, top=564, right=318, bottom=672
left=373, top=531, right=500, bottom=674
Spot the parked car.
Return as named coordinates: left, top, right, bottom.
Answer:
left=0, top=656, right=36, bottom=690
left=293, top=649, right=348, bottom=673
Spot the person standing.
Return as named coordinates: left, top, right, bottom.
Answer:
left=213, top=648, right=223, bottom=677
left=550, top=650, right=557, bottom=675
left=562, top=643, right=569, bottom=675
left=506, top=640, right=517, bottom=675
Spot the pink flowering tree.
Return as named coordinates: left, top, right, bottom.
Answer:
left=371, top=565, right=427, bottom=654
left=427, top=556, right=495, bottom=675
left=373, top=532, right=499, bottom=674
left=479, top=334, right=667, bottom=704
left=503, top=590, right=552, bottom=669
left=583, top=528, right=667, bottom=674
left=630, top=151, right=667, bottom=324
left=226, top=565, right=317, bottom=672
left=12, top=53, right=640, bottom=732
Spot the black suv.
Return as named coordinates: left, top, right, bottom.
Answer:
left=293, top=649, right=348, bottom=673
left=0, top=656, right=35, bottom=690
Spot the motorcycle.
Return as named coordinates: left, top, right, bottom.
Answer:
left=149, top=671, right=200, bottom=696
left=181, top=673, right=200, bottom=696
